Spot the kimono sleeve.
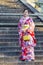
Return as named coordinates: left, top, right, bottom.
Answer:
left=18, top=18, right=22, bottom=35
left=30, top=18, right=35, bottom=32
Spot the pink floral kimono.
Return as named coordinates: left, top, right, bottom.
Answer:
left=18, top=16, right=37, bottom=61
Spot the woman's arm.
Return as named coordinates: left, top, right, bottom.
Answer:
left=30, top=22, right=35, bottom=32
left=30, top=18, right=35, bottom=32
left=18, top=19, right=22, bottom=36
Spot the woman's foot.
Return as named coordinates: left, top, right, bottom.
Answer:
left=21, top=60, right=25, bottom=61
left=19, top=57, right=25, bottom=61
left=31, top=59, right=35, bottom=61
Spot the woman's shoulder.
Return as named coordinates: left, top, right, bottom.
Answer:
left=19, top=17, right=24, bottom=23
left=27, top=17, right=33, bottom=22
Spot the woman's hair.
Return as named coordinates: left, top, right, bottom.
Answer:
left=23, top=9, right=29, bottom=13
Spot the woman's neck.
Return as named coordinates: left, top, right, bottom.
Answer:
left=23, top=16, right=29, bottom=19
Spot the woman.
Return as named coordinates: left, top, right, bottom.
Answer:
left=18, top=10, right=37, bottom=61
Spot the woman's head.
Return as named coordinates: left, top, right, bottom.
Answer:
left=23, top=10, right=29, bottom=17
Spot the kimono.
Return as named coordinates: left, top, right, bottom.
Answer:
left=18, top=16, right=37, bottom=61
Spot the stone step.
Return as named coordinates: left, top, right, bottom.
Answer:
left=0, top=29, right=43, bottom=32
left=0, top=1, right=31, bottom=13
left=0, top=46, right=42, bottom=50
left=0, top=49, right=42, bottom=55
left=0, top=1, right=21, bottom=9
left=6, top=42, right=43, bottom=47
left=0, top=22, right=42, bottom=26
left=0, top=34, right=42, bottom=38
left=0, top=55, right=43, bottom=62
left=0, top=29, right=43, bottom=34
left=0, top=35, right=42, bottom=39
left=0, top=41, right=42, bottom=46
left=36, top=38, right=43, bottom=41
left=0, top=47, right=42, bottom=51
left=0, top=31, right=43, bottom=35
left=0, top=17, right=42, bottom=23
left=0, top=37, right=43, bottom=41
left=0, top=18, right=41, bottom=22
left=0, top=60, right=43, bottom=65
left=0, top=45, right=42, bottom=48
left=0, top=30, right=42, bottom=35
left=0, top=48, right=42, bottom=52
left=35, top=27, right=43, bottom=31
left=0, top=36, right=42, bottom=40
left=0, top=28, right=42, bottom=32
left=0, top=37, right=42, bottom=42
left=0, top=27, right=43, bottom=32
left=0, top=8, right=23, bottom=13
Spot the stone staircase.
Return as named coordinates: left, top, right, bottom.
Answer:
left=0, top=14, right=43, bottom=65
left=0, top=0, right=32, bottom=13
left=0, top=0, right=43, bottom=65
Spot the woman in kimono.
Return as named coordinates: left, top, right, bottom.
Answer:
left=18, top=10, right=37, bottom=61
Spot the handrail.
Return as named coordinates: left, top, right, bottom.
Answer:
left=20, top=0, right=43, bottom=21
left=34, top=2, right=43, bottom=4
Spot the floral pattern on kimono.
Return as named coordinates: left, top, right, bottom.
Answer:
left=18, top=16, right=37, bottom=61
